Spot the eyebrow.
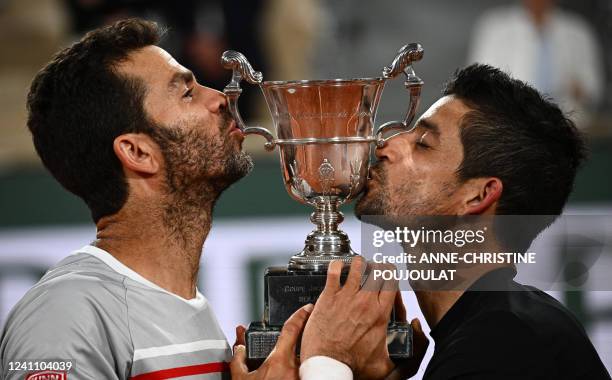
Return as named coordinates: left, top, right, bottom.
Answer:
left=168, top=69, right=195, bottom=90
left=415, top=119, right=441, bottom=135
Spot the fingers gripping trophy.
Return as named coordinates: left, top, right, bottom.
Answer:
left=221, top=44, right=424, bottom=368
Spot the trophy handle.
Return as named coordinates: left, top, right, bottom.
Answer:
left=376, top=43, right=424, bottom=147
left=221, top=50, right=276, bottom=151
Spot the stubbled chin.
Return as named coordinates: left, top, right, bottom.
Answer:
left=355, top=192, right=372, bottom=215
left=361, top=184, right=377, bottom=197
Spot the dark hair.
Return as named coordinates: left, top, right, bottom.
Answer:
left=443, top=64, right=587, bottom=216
left=27, top=19, right=164, bottom=222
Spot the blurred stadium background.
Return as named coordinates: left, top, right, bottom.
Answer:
left=1, top=0, right=611, bottom=378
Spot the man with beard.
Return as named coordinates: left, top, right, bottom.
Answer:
left=0, top=19, right=316, bottom=380
left=287, top=65, right=611, bottom=379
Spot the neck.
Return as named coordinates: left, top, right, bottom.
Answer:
left=94, top=192, right=215, bottom=300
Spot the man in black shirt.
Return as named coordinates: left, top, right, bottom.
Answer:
left=423, top=267, right=609, bottom=379
left=285, top=64, right=612, bottom=379
left=232, top=64, right=611, bottom=378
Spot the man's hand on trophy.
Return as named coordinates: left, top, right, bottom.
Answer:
left=346, top=264, right=403, bottom=380
left=230, top=304, right=314, bottom=380
left=345, top=278, right=429, bottom=380
left=300, top=257, right=400, bottom=379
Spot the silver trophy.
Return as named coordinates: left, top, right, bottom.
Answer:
left=222, top=44, right=424, bottom=367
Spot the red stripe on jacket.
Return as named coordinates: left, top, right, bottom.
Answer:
left=130, top=362, right=229, bottom=380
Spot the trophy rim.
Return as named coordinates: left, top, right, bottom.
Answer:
left=260, top=77, right=386, bottom=88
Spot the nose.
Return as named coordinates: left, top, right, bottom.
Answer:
left=201, top=86, right=227, bottom=113
left=375, top=134, right=408, bottom=163
left=375, top=145, right=388, bottom=161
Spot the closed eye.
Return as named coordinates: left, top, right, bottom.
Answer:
left=183, top=87, right=194, bottom=99
left=416, top=131, right=430, bottom=149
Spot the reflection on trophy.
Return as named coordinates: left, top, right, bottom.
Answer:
left=221, top=43, right=424, bottom=367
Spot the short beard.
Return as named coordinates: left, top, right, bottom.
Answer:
left=355, top=163, right=459, bottom=227
left=148, top=115, right=253, bottom=245
left=223, top=150, right=254, bottom=192
left=151, top=115, right=253, bottom=195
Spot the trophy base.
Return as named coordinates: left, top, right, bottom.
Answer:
left=245, top=266, right=413, bottom=369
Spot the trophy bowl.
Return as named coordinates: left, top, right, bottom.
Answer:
left=265, top=79, right=380, bottom=205
left=222, top=44, right=424, bottom=271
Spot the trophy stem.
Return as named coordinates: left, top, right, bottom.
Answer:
left=310, top=198, right=344, bottom=233
left=288, top=197, right=358, bottom=271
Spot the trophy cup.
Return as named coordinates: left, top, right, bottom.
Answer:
left=221, top=43, right=424, bottom=367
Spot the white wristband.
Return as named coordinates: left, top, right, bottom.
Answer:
left=299, top=356, right=353, bottom=380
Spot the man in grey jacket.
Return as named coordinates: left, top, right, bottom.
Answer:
left=1, top=17, right=399, bottom=380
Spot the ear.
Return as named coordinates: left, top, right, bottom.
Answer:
left=113, top=133, right=161, bottom=175
left=463, top=178, right=503, bottom=215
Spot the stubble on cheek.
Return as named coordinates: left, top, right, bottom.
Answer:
left=358, top=159, right=461, bottom=218
left=393, top=177, right=460, bottom=217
